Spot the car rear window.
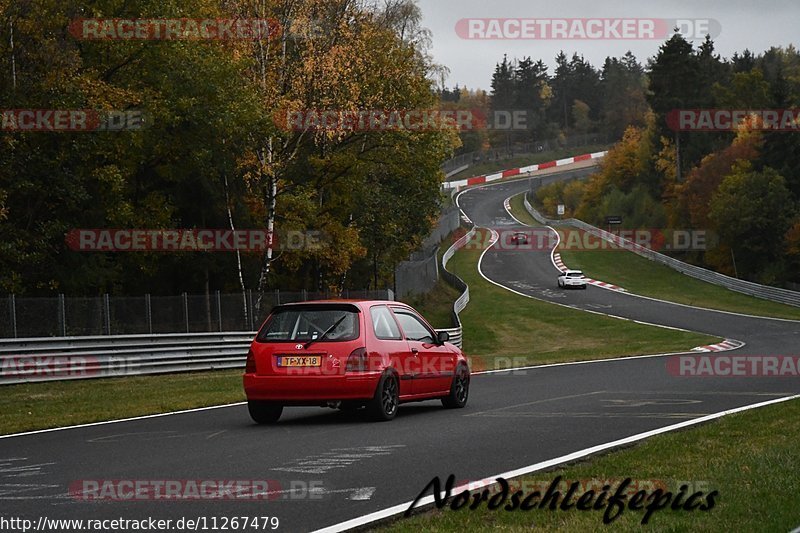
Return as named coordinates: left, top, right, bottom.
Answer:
left=257, top=306, right=360, bottom=342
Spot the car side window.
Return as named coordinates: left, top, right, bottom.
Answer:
left=392, top=309, right=435, bottom=343
left=370, top=305, right=402, bottom=340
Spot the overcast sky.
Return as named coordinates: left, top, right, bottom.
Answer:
left=415, top=0, right=800, bottom=90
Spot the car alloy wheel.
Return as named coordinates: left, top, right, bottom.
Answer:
left=454, top=372, right=468, bottom=403
left=381, top=376, right=398, bottom=416
left=442, top=365, right=469, bottom=408
left=368, top=372, right=399, bottom=421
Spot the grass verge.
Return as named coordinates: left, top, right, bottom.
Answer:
left=560, top=249, right=800, bottom=320
left=447, top=228, right=716, bottom=366
left=507, top=192, right=541, bottom=227
left=0, top=370, right=244, bottom=435
left=505, top=192, right=800, bottom=321
left=381, top=396, right=800, bottom=532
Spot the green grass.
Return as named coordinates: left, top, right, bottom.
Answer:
left=447, top=229, right=717, bottom=367
left=448, top=145, right=609, bottom=181
left=560, top=245, right=800, bottom=321
left=505, top=193, right=800, bottom=321
left=381, top=396, right=800, bottom=532
left=0, top=369, right=245, bottom=435
left=507, top=192, right=541, bottom=227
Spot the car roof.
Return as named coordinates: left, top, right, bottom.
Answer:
left=565, top=270, right=583, bottom=274
left=277, top=299, right=408, bottom=310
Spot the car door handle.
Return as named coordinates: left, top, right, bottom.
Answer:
left=411, top=348, right=419, bottom=355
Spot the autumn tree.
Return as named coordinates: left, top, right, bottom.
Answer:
left=708, top=164, right=794, bottom=281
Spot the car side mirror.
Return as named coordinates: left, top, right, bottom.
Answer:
left=436, top=331, right=450, bottom=344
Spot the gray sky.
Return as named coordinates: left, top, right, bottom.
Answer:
left=416, top=0, right=799, bottom=90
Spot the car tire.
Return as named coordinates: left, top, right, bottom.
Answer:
left=442, top=364, right=469, bottom=409
left=367, top=372, right=399, bottom=421
left=248, top=400, right=283, bottom=424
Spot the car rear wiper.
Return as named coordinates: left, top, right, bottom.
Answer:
left=304, top=314, right=348, bottom=348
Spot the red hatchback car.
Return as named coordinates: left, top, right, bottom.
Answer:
left=243, top=300, right=470, bottom=423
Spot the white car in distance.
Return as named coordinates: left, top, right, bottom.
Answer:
left=558, top=270, right=587, bottom=289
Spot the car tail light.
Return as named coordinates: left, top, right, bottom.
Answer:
left=346, top=347, right=368, bottom=372
left=245, top=348, right=256, bottom=373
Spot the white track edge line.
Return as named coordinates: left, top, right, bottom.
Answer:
left=470, top=339, right=744, bottom=376
left=503, top=192, right=629, bottom=293
left=502, top=194, right=528, bottom=227
left=311, top=392, right=800, bottom=533
left=0, top=401, right=246, bottom=440
left=470, top=182, right=800, bottom=323
left=473, top=226, right=721, bottom=338
left=1, top=337, right=743, bottom=440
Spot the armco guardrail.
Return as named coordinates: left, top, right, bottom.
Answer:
left=436, top=227, right=478, bottom=349
left=0, top=332, right=255, bottom=385
left=523, top=194, right=800, bottom=308
left=0, top=325, right=468, bottom=385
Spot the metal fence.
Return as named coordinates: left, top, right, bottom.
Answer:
left=395, top=248, right=440, bottom=299
left=0, top=332, right=255, bottom=385
left=523, top=194, right=800, bottom=308
left=0, top=319, right=464, bottom=385
left=394, top=207, right=462, bottom=298
left=0, top=289, right=394, bottom=339
left=441, top=132, right=609, bottom=176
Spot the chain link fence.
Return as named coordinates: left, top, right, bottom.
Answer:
left=394, top=207, right=462, bottom=298
left=0, top=289, right=394, bottom=339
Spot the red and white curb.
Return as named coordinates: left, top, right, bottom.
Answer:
left=553, top=252, right=626, bottom=292
left=553, top=252, right=567, bottom=271
left=443, top=150, right=607, bottom=190
left=692, top=339, right=745, bottom=353
left=587, top=279, right=626, bottom=291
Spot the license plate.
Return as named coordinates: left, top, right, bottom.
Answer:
left=277, top=355, right=322, bottom=367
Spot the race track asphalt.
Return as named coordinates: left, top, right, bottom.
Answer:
left=2, top=169, right=799, bottom=532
